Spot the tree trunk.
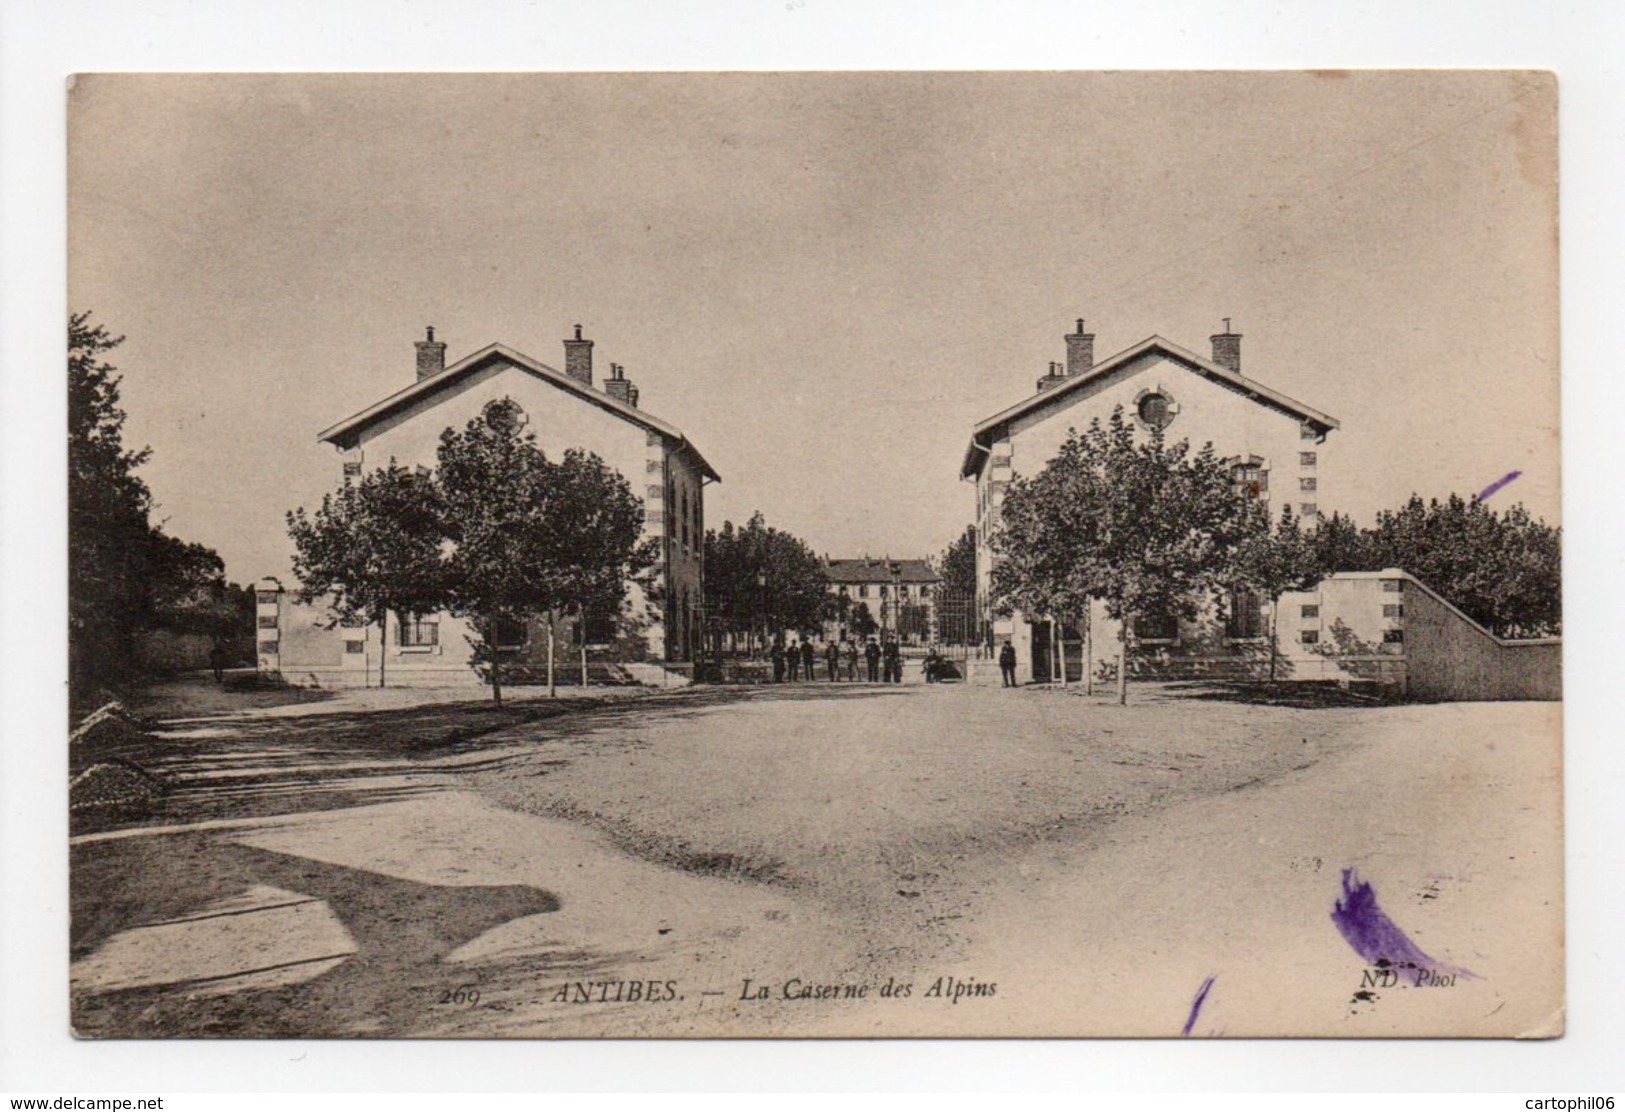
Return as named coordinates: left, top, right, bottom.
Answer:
left=1269, top=598, right=1279, bottom=682
left=488, top=616, right=503, bottom=707
left=546, top=610, right=556, bottom=699
left=1117, top=611, right=1129, bottom=706
left=1055, top=616, right=1067, bottom=687
left=378, top=613, right=388, bottom=689
left=1084, top=605, right=1094, bottom=696
left=578, top=608, right=589, bottom=686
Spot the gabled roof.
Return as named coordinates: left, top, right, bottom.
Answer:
left=960, top=335, right=1340, bottom=479
left=318, top=342, right=720, bottom=482
left=824, top=558, right=941, bottom=585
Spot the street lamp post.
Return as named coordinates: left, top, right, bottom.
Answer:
left=890, top=562, right=902, bottom=646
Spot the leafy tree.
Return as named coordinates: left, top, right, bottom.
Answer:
left=1305, top=495, right=1560, bottom=638
left=849, top=601, right=879, bottom=641
left=1362, top=494, right=1560, bottom=638
left=69, top=312, right=252, bottom=695
left=1229, top=503, right=1319, bottom=679
left=989, top=406, right=1252, bottom=704
left=1307, top=511, right=1371, bottom=579
left=898, top=601, right=932, bottom=643
left=702, top=511, right=831, bottom=650
left=935, top=526, right=980, bottom=646
left=436, top=399, right=651, bottom=704
left=938, top=526, right=978, bottom=597
left=69, top=313, right=153, bottom=691
left=287, top=461, right=448, bottom=688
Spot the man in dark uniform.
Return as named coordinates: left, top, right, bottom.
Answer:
left=786, top=638, right=801, bottom=681
left=883, top=638, right=901, bottom=683
left=801, top=638, right=816, bottom=683
left=771, top=638, right=786, bottom=683
left=864, top=638, right=881, bottom=682
left=824, top=638, right=840, bottom=681
left=999, top=639, right=1018, bottom=687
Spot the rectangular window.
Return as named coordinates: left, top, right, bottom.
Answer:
left=258, top=640, right=279, bottom=655
left=1382, top=579, right=1404, bottom=593
left=1301, top=604, right=1320, bottom=619
left=1299, top=477, right=1317, bottom=492
left=256, top=590, right=278, bottom=606
left=492, top=616, right=527, bottom=649
left=399, top=618, right=439, bottom=647
left=257, top=614, right=278, bottom=629
left=858, top=585, right=869, bottom=598
left=575, top=608, right=618, bottom=646
left=1299, top=452, right=1317, bottom=467
left=1382, top=629, right=1405, bottom=644
left=1231, top=463, right=1267, bottom=500
left=1225, top=589, right=1264, bottom=639
left=1382, top=604, right=1404, bottom=618
left=1133, top=610, right=1179, bottom=642
left=344, top=640, right=365, bottom=654
left=880, top=585, right=889, bottom=598
left=343, top=461, right=363, bottom=478
left=1300, top=503, right=1318, bottom=517
left=1300, top=629, right=1320, bottom=645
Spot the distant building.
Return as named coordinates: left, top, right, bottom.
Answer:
left=823, top=557, right=942, bottom=645
left=259, top=325, right=718, bottom=687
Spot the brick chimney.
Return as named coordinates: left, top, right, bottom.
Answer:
left=563, top=324, right=594, bottom=386
left=1065, top=318, right=1094, bottom=377
left=605, top=362, right=640, bottom=408
left=415, top=325, right=446, bottom=380
left=1211, top=319, right=1242, bottom=374
left=1036, top=361, right=1067, bottom=393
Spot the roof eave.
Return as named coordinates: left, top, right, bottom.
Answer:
left=963, top=334, right=1341, bottom=450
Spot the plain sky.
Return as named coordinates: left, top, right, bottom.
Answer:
left=69, top=71, right=1558, bottom=584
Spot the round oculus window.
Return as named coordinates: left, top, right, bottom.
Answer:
left=1137, top=392, right=1172, bottom=429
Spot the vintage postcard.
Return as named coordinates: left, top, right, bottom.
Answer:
left=66, top=71, right=1561, bottom=1039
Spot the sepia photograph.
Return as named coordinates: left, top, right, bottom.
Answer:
left=60, top=69, right=1564, bottom=1044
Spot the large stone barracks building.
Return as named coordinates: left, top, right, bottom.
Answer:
left=962, top=319, right=1558, bottom=699
left=257, top=325, right=717, bottom=687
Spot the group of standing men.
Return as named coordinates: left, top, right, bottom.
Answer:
left=770, top=636, right=904, bottom=683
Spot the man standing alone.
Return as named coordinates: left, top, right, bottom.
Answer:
left=864, top=638, right=881, bottom=682
left=999, top=640, right=1018, bottom=688
left=786, top=638, right=800, bottom=682
left=801, top=638, right=816, bottom=684
left=824, top=638, right=840, bottom=681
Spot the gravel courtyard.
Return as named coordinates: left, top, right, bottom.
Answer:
left=69, top=681, right=1561, bottom=1039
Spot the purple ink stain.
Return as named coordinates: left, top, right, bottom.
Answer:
left=1181, top=974, right=1217, bottom=1036
left=1476, top=470, right=1522, bottom=502
left=1331, top=868, right=1474, bottom=981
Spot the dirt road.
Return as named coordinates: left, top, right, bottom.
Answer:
left=69, top=682, right=1561, bottom=1038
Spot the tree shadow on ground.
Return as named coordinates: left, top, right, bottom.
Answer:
left=1154, top=680, right=1396, bottom=709
left=71, top=833, right=563, bottom=1038
left=82, top=684, right=914, bottom=833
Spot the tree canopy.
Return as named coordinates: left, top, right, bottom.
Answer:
left=287, top=398, right=653, bottom=703
left=70, top=312, right=252, bottom=697
left=988, top=406, right=1256, bottom=702
left=1309, top=495, right=1560, bottom=638
left=937, top=525, right=977, bottom=600
left=703, top=511, right=831, bottom=643
left=287, top=461, right=448, bottom=687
